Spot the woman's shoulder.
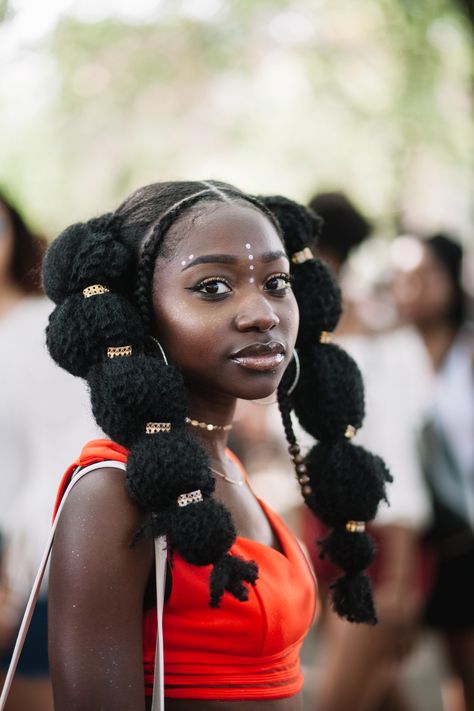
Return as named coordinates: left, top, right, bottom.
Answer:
left=54, top=438, right=133, bottom=522
left=55, top=454, right=151, bottom=552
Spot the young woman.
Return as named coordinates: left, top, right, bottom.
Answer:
left=394, top=233, right=474, bottom=710
left=43, top=181, right=391, bottom=711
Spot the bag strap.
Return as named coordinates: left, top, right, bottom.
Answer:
left=0, top=461, right=166, bottom=711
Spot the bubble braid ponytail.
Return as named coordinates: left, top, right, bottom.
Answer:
left=43, top=181, right=285, bottom=607
left=259, top=195, right=392, bottom=624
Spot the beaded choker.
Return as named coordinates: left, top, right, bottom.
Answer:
left=185, top=417, right=233, bottom=432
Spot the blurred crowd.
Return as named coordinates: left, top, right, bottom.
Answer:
left=0, top=186, right=473, bottom=711
left=232, top=193, right=474, bottom=711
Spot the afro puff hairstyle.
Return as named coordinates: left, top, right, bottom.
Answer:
left=43, top=181, right=390, bottom=620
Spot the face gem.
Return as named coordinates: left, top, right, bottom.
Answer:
left=245, top=243, right=251, bottom=249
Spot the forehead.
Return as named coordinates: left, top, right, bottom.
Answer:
left=165, top=202, right=283, bottom=260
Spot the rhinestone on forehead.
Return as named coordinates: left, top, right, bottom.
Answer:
left=246, top=243, right=254, bottom=283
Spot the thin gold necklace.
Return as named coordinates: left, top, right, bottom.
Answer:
left=210, top=466, right=243, bottom=487
left=185, top=416, right=233, bottom=432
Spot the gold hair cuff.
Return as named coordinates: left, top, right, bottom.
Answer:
left=291, top=247, right=313, bottom=265
left=346, top=520, right=366, bottom=533
left=320, top=331, right=333, bottom=344
left=345, top=425, right=357, bottom=439
left=146, top=422, right=171, bottom=434
left=107, top=345, right=133, bottom=358
left=83, top=284, right=110, bottom=298
left=177, top=490, right=203, bottom=507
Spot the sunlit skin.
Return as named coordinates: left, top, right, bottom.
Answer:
left=49, top=203, right=303, bottom=711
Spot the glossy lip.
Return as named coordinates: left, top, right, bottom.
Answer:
left=229, top=341, right=286, bottom=372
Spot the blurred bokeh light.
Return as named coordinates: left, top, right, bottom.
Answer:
left=0, top=0, right=472, bottom=241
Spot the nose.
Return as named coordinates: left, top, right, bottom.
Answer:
left=234, top=294, right=280, bottom=332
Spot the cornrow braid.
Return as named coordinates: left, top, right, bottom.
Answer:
left=261, top=195, right=392, bottom=624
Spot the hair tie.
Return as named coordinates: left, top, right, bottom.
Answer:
left=291, top=247, right=313, bottom=265
left=145, top=422, right=171, bottom=434
left=177, top=490, right=204, bottom=507
left=83, top=284, right=110, bottom=298
left=106, top=345, right=133, bottom=358
left=345, top=520, right=366, bottom=533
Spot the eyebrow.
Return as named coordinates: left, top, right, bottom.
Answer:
left=181, top=250, right=288, bottom=272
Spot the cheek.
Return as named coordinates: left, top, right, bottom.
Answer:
left=154, top=293, right=225, bottom=364
left=283, top=294, right=299, bottom=348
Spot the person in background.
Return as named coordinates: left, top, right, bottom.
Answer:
left=0, top=189, right=99, bottom=711
left=304, top=192, right=432, bottom=711
left=393, top=233, right=474, bottom=711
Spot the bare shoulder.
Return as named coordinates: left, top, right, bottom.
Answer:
left=49, top=466, right=154, bottom=710
left=51, top=464, right=153, bottom=578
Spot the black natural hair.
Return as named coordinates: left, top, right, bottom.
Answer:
left=0, top=188, right=46, bottom=294
left=259, top=195, right=391, bottom=624
left=425, top=233, right=466, bottom=327
left=308, top=191, right=372, bottom=267
left=43, top=181, right=390, bottom=622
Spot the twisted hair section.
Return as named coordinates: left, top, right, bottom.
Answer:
left=261, top=195, right=392, bottom=624
left=43, top=180, right=283, bottom=607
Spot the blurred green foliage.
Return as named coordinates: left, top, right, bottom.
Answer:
left=0, top=0, right=472, bottom=237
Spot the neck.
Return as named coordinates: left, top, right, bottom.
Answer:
left=185, top=388, right=236, bottom=466
left=417, top=319, right=458, bottom=370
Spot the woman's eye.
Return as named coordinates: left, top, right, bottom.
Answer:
left=195, top=278, right=231, bottom=296
left=265, top=273, right=292, bottom=293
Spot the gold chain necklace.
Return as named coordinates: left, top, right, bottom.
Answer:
left=185, top=416, right=233, bottom=432
left=210, top=466, right=243, bottom=487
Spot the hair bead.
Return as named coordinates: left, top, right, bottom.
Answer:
left=344, top=425, right=357, bottom=439
left=319, top=331, right=333, bottom=344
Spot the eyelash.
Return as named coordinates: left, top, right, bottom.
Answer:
left=191, top=273, right=292, bottom=298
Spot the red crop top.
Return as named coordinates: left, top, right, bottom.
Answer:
left=54, top=440, right=317, bottom=701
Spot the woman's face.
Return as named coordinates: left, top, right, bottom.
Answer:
left=392, top=243, right=456, bottom=326
left=0, top=202, right=14, bottom=283
left=152, top=202, right=299, bottom=402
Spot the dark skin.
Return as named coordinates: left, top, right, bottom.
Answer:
left=48, top=203, right=302, bottom=711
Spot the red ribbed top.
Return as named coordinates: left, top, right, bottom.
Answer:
left=54, top=441, right=317, bottom=701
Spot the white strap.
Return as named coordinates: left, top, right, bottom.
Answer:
left=0, top=461, right=166, bottom=711
left=152, top=535, right=167, bottom=711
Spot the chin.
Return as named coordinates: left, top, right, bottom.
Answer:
left=231, top=373, right=283, bottom=402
